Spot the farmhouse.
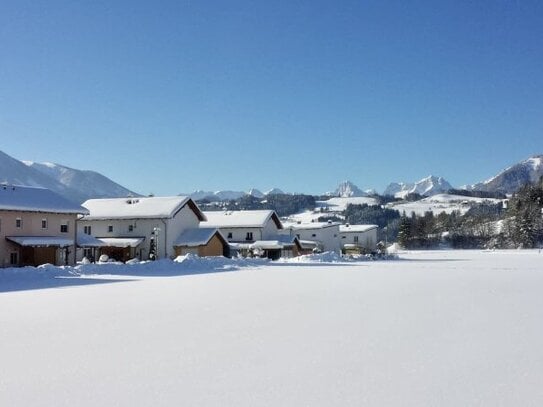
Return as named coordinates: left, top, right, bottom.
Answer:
left=0, top=184, right=88, bottom=267
left=339, top=224, right=378, bottom=254
left=79, top=196, right=224, bottom=261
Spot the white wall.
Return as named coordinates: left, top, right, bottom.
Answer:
left=286, top=224, right=341, bottom=253
left=340, top=228, right=378, bottom=251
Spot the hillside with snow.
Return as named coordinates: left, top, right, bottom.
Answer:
left=387, top=193, right=503, bottom=216
left=24, top=161, right=138, bottom=203
left=0, top=150, right=138, bottom=203
left=467, top=155, right=543, bottom=194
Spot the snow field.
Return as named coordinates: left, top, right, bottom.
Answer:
left=1, top=250, right=543, bottom=406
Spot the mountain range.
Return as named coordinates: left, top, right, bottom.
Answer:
left=1, top=150, right=542, bottom=203
left=0, top=150, right=138, bottom=203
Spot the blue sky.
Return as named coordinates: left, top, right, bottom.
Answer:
left=1, top=1, right=542, bottom=195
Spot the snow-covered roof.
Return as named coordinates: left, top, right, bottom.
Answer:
left=98, top=237, right=145, bottom=248
left=174, top=228, right=225, bottom=247
left=251, top=235, right=300, bottom=250
left=0, top=184, right=88, bottom=214
left=202, top=210, right=282, bottom=229
left=82, top=196, right=205, bottom=221
left=339, top=224, right=379, bottom=233
left=6, top=236, right=74, bottom=247
left=77, top=233, right=108, bottom=247
left=283, top=221, right=340, bottom=230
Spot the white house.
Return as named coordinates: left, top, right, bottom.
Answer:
left=281, top=221, right=341, bottom=253
left=79, top=196, right=218, bottom=261
left=339, top=224, right=378, bottom=253
left=201, top=210, right=283, bottom=243
left=0, top=184, right=88, bottom=267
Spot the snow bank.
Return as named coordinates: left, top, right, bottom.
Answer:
left=0, top=255, right=270, bottom=291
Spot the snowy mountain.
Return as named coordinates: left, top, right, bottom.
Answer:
left=247, top=188, right=265, bottom=198
left=0, top=150, right=137, bottom=203
left=384, top=176, right=453, bottom=198
left=265, top=188, right=285, bottom=195
left=187, top=187, right=289, bottom=201
left=331, top=181, right=369, bottom=197
left=466, top=155, right=543, bottom=195
left=23, top=161, right=138, bottom=203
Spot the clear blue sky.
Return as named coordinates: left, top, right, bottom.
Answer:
left=1, top=1, right=542, bottom=195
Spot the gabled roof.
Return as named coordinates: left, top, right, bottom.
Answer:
left=283, top=221, right=340, bottom=230
left=251, top=235, right=302, bottom=250
left=202, top=210, right=283, bottom=229
left=174, top=228, right=226, bottom=247
left=81, top=196, right=205, bottom=221
left=0, top=184, right=88, bottom=214
left=339, top=224, right=379, bottom=233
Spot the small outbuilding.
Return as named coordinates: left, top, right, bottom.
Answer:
left=174, top=228, right=229, bottom=257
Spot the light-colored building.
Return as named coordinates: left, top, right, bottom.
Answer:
left=339, top=224, right=378, bottom=253
left=0, top=184, right=88, bottom=267
left=282, top=221, right=341, bottom=253
left=202, top=210, right=283, bottom=243
left=79, top=196, right=213, bottom=261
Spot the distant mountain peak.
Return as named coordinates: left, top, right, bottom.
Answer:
left=333, top=180, right=368, bottom=197
left=384, top=175, right=452, bottom=198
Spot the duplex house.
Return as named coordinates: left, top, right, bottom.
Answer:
left=339, top=224, right=378, bottom=254
left=282, top=220, right=341, bottom=253
left=201, top=210, right=288, bottom=257
left=202, top=210, right=283, bottom=243
left=79, top=196, right=226, bottom=261
left=0, top=184, right=88, bottom=267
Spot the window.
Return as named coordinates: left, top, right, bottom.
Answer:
left=84, top=225, right=92, bottom=235
left=128, top=224, right=134, bottom=232
left=108, top=225, right=113, bottom=233
left=41, top=218, right=48, bottom=229
left=245, top=232, right=253, bottom=241
left=15, top=217, right=22, bottom=228
left=60, top=222, right=69, bottom=233
left=83, top=248, right=93, bottom=259
left=311, top=233, right=316, bottom=238
left=354, top=236, right=359, bottom=243
left=227, top=232, right=233, bottom=239
left=10, top=252, right=18, bottom=265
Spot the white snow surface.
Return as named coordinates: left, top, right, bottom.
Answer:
left=82, top=196, right=196, bottom=220
left=202, top=210, right=279, bottom=228
left=2, top=250, right=543, bottom=406
left=0, top=184, right=88, bottom=214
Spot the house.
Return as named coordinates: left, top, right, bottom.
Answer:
left=281, top=220, right=341, bottom=253
left=339, top=224, right=378, bottom=254
left=201, top=210, right=294, bottom=258
left=0, top=184, right=88, bottom=267
left=201, top=210, right=283, bottom=243
left=79, top=196, right=222, bottom=262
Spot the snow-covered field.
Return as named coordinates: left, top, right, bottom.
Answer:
left=387, top=193, right=503, bottom=216
left=1, top=250, right=543, bottom=406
